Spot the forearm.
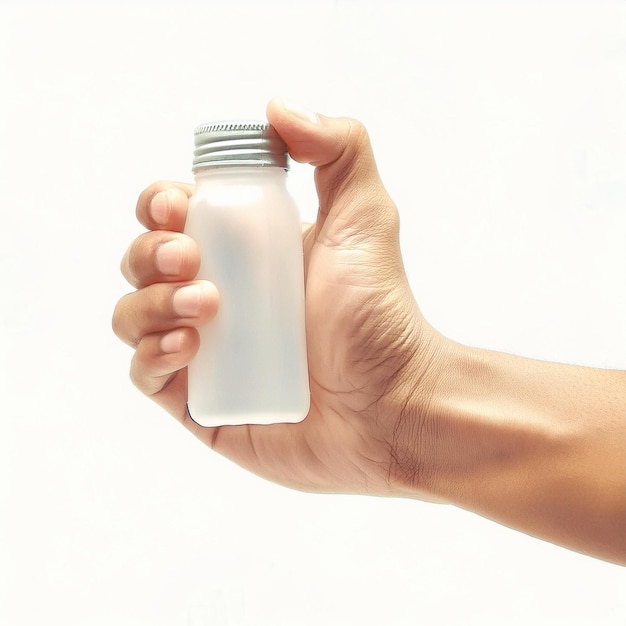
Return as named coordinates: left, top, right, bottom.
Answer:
left=399, top=341, right=626, bottom=564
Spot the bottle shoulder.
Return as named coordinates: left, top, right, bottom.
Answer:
left=193, top=166, right=288, bottom=186
left=190, top=168, right=295, bottom=210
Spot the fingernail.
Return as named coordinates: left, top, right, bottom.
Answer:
left=281, top=99, right=319, bottom=125
left=156, top=240, right=182, bottom=276
left=151, top=190, right=171, bottom=226
left=160, top=329, right=185, bottom=354
left=173, top=284, right=205, bottom=318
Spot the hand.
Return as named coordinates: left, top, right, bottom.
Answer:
left=113, top=99, right=626, bottom=562
left=112, top=99, right=447, bottom=497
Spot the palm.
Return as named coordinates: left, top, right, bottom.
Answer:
left=190, top=188, right=420, bottom=496
left=115, top=105, right=433, bottom=497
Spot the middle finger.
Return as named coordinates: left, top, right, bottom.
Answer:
left=121, top=230, right=200, bottom=289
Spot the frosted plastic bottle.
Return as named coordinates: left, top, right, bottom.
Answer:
left=184, top=121, right=310, bottom=427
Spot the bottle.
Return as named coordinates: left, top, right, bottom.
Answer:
left=184, top=121, right=310, bottom=427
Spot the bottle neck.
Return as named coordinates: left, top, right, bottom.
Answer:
left=193, top=165, right=287, bottom=185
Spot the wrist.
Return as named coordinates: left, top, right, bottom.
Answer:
left=388, top=336, right=575, bottom=503
left=391, top=339, right=576, bottom=503
left=391, top=337, right=626, bottom=562
left=412, top=344, right=566, bottom=503
left=384, top=328, right=464, bottom=500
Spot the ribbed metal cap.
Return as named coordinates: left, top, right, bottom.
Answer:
left=192, top=121, right=289, bottom=172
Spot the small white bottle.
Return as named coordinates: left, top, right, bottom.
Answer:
left=184, top=121, right=310, bottom=427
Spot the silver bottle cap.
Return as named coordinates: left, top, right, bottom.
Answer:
left=192, top=121, right=289, bottom=172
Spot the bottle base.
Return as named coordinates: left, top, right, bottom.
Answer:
left=186, top=403, right=309, bottom=428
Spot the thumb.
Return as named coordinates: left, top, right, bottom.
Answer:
left=266, top=98, right=398, bottom=240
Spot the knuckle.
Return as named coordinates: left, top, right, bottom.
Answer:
left=126, top=236, right=150, bottom=282
left=112, top=291, right=144, bottom=346
left=129, top=355, right=145, bottom=391
left=125, top=231, right=178, bottom=286
left=130, top=339, right=159, bottom=391
left=111, top=298, right=127, bottom=340
left=136, top=183, right=159, bottom=219
left=120, top=236, right=148, bottom=287
left=346, top=117, right=369, bottom=146
left=341, top=118, right=371, bottom=161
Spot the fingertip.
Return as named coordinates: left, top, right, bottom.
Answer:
left=131, top=326, right=200, bottom=396
left=150, top=190, right=174, bottom=227
left=155, top=233, right=200, bottom=281
left=201, top=280, right=221, bottom=322
left=172, top=280, right=220, bottom=325
left=159, top=326, right=200, bottom=357
left=121, top=231, right=200, bottom=289
left=267, top=98, right=371, bottom=171
left=268, top=97, right=320, bottom=126
left=149, top=185, right=189, bottom=231
left=136, top=181, right=193, bottom=232
left=266, top=98, right=327, bottom=165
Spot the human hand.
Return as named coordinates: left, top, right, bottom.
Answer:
left=112, top=99, right=448, bottom=497
left=112, top=99, right=626, bottom=562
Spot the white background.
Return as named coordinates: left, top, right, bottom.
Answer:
left=1, top=1, right=625, bottom=624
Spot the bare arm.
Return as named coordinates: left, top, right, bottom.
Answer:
left=395, top=342, right=626, bottom=564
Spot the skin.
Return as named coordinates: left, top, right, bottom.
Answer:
left=113, top=98, right=626, bottom=565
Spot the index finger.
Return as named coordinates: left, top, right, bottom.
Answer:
left=136, top=181, right=195, bottom=232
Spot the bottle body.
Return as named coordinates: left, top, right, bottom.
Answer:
left=185, top=167, right=310, bottom=426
